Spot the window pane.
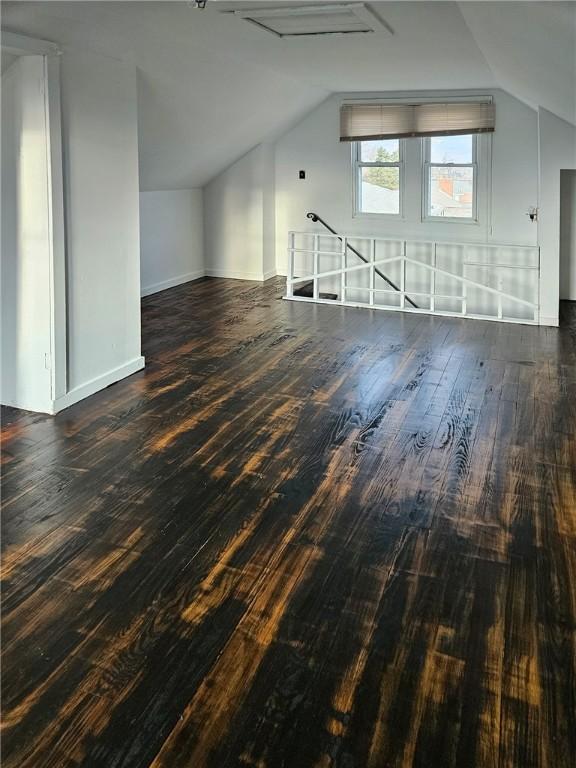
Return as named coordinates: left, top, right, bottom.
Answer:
left=360, top=167, right=400, bottom=214
left=360, top=139, right=400, bottom=163
left=430, top=134, right=473, bottom=164
left=429, top=166, right=474, bottom=218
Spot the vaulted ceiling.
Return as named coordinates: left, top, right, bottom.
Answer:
left=460, top=2, right=576, bottom=127
left=2, top=1, right=574, bottom=190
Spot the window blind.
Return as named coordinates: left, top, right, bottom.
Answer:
left=340, top=102, right=495, bottom=141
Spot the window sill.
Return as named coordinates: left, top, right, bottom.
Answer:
left=422, top=217, right=479, bottom=226
left=353, top=211, right=404, bottom=221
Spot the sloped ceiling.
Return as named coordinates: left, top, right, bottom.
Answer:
left=1, top=1, right=327, bottom=189
left=459, top=1, right=576, bottom=126
left=1, top=2, right=574, bottom=190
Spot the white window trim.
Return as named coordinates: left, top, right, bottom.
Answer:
left=352, top=140, right=404, bottom=219
left=422, top=135, right=479, bottom=225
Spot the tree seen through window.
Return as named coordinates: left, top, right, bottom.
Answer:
left=363, top=147, right=400, bottom=190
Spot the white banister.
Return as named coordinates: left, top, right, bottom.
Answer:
left=285, top=231, right=540, bottom=325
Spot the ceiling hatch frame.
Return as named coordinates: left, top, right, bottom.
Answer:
left=228, top=3, right=394, bottom=39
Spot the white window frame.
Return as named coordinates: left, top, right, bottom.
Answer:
left=422, top=134, right=479, bottom=224
left=352, top=139, right=404, bottom=219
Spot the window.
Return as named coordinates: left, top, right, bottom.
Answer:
left=352, top=132, right=485, bottom=224
left=354, top=139, right=402, bottom=216
left=423, top=134, right=477, bottom=221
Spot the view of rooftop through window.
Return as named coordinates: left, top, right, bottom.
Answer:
left=428, top=135, right=475, bottom=219
left=356, top=134, right=476, bottom=218
left=358, top=139, right=400, bottom=215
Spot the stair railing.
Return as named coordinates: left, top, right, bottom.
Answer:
left=306, top=212, right=418, bottom=309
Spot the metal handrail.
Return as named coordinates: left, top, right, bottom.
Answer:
left=306, top=211, right=418, bottom=309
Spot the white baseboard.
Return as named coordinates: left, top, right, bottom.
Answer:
left=142, top=268, right=278, bottom=289
left=52, top=356, right=145, bottom=414
left=141, top=270, right=205, bottom=297
left=540, top=315, right=559, bottom=327
left=205, top=267, right=274, bottom=282
left=0, top=394, right=54, bottom=415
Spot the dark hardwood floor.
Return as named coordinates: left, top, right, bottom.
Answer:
left=2, top=277, right=575, bottom=768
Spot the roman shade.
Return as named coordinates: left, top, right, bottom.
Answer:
left=340, top=102, right=495, bottom=141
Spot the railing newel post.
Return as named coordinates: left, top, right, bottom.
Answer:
left=431, top=243, right=436, bottom=312
left=400, top=241, right=406, bottom=309
left=370, top=239, right=375, bottom=306
left=341, top=238, right=347, bottom=304
left=286, top=232, right=295, bottom=298
left=313, top=234, right=319, bottom=300
left=462, top=246, right=468, bottom=315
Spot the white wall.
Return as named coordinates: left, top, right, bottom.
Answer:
left=1, top=51, right=18, bottom=73
left=59, top=49, right=144, bottom=403
left=1, top=56, right=53, bottom=413
left=204, top=143, right=276, bottom=281
left=275, top=90, right=539, bottom=274
left=560, top=170, right=576, bottom=301
left=538, top=108, right=576, bottom=323
left=140, top=190, right=204, bottom=296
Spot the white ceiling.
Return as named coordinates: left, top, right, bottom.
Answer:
left=209, top=1, right=496, bottom=91
left=2, top=2, right=574, bottom=190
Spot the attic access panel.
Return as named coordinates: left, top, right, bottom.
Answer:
left=232, top=3, right=392, bottom=38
